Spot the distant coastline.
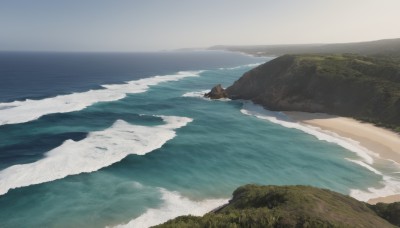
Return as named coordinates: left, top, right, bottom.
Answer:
left=209, top=38, right=400, bottom=57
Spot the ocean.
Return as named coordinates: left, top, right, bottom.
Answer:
left=0, top=50, right=398, bottom=227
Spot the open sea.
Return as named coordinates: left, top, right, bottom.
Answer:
left=0, top=50, right=399, bottom=227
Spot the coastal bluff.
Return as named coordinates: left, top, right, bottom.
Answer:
left=155, top=185, right=399, bottom=227
left=221, top=54, right=400, bottom=131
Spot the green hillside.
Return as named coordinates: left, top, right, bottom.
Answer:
left=226, top=54, right=400, bottom=131
left=155, top=185, right=399, bottom=228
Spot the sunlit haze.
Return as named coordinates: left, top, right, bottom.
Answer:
left=1, top=0, right=399, bottom=52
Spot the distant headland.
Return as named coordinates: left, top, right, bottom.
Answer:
left=209, top=38, right=400, bottom=57
left=225, top=54, right=400, bottom=131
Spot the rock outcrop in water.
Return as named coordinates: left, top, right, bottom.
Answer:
left=155, top=185, right=398, bottom=227
left=204, top=84, right=228, bottom=99
left=225, top=54, right=400, bottom=131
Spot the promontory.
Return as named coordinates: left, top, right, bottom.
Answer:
left=208, top=54, right=400, bottom=131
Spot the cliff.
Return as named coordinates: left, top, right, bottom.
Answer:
left=155, top=185, right=399, bottom=227
left=226, top=54, right=400, bottom=131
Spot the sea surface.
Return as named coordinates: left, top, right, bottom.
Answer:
left=0, top=51, right=399, bottom=227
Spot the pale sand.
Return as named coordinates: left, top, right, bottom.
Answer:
left=284, top=111, right=400, bottom=204
left=367, top=194, right=400, bottom=204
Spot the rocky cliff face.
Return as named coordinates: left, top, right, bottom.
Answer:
left=204, top=84, right=228, bottom=99
left=226, top=54, right=400, bottom=131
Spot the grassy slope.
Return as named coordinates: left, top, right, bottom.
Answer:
left=226, top=54, right=400, bottom=131
left=155, top=185, right=397, bottom=228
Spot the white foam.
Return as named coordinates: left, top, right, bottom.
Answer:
left=345, top=159, right=400, bottom=201
left=114, top=188, right=228, bottom=228
left=349, top=176, right=400, bottom=201
left=182, top=90, right=210, bottom=98
left=240, top=102, right=375, bottom=164
left=0, top=71, right=200, bottom=126
left=0, top=115, right=192, bottom=196
left=218, top=62, right=263, bottom=70
left=182, top=90, right=231, bottom=101
left=345, top=159, right=382, bottom=175
left=343, top=159, right=400, bottom=201
left=240, top=101, right=400, bottom=201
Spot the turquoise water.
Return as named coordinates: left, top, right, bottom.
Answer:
left=0, top=61, right=398, bottom=227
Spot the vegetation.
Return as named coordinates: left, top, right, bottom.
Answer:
left=210, top=38, right=400, bottom=57
left=154, top=185, right=397, bottom=228
left=226, top=54, right=400, bottom=131
left=369, top=202, right=400, bottom=227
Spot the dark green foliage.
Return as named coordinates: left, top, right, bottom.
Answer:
left=155, top=185, right=395, bottom=228
left=226, top=54, right=400, bottom=131
left=369, top=202, right=400, bottom=226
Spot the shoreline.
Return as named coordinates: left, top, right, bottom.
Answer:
left=284, top=111, right=400, bottom=204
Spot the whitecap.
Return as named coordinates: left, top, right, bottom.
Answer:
left=345, top=159, right=400, bottom=201
left=345, top=159, right=382, bottom=175
left=114, top=188, right=228, bottom=228
left=0, top=115, right=192, bottom=196
left=0, top=71, right=201, bottom=126
left=240, top=101, right=376, bottom=164
left=182, top=90, right=210, bottom=98
left=349, top=176, right=400, bottom=202
left=182, top=90, right=231, bottom=101
left=218, top=62, right=263, bottom=70
left=240, top=101, right=400, bottom=201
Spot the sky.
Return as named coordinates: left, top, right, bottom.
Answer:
left=0, top=0, right=399, bottom=52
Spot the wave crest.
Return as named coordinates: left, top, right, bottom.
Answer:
left=0, top=115, right=192, bottom=196
left=114, top=188, right=228, bottom=228
left=240, top=101, right=400, bottom=201
left=0, top=71, right=200, bottom=126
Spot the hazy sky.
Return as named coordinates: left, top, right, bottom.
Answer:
left=1, top=0, right=399, bottom=52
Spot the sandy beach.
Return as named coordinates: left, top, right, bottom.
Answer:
left=367, top=194, right=400, bottom=204
left=284, top=111, right=400, bottom=204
